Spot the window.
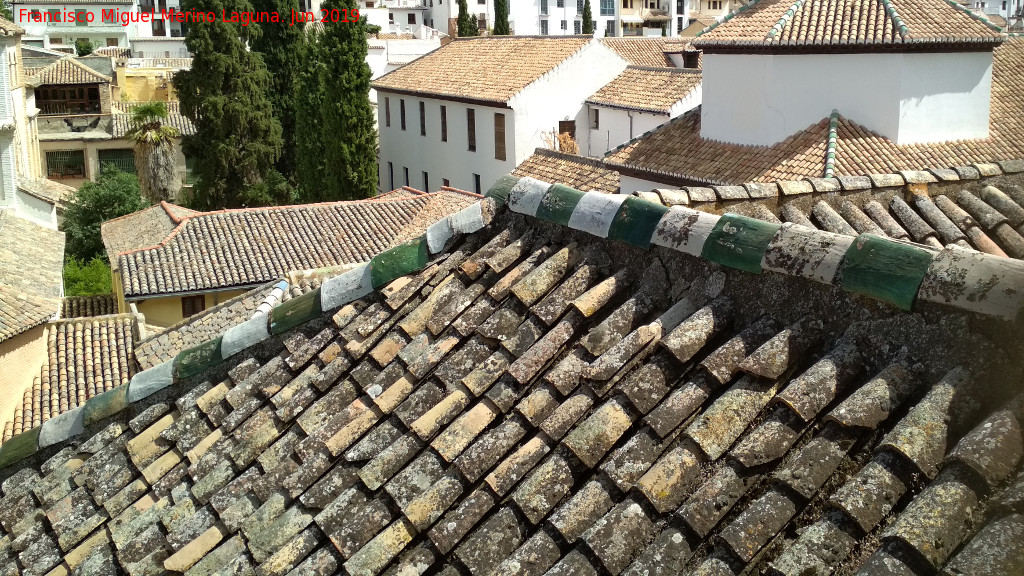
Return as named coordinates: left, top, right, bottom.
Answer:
left=677, top=0, right=683, bottom=10
left=407, top=13, right=416, bottom=24
left=419, top=101, right=426, bottom=136
left=605, top=19, right=614, bottom=34
left=181, top=295, right=205, bottom=318
left=467, top=108, right=476, bottom=151
left=494, top=113, right=506, bottom=161
left=473, top=174, right=481, bottom=195
left=46, top=9, right=60, bottom=21
left=106, top=38, right=118, bottom=46
left=557, top=0, right=564, bottom=6
left=574, top=20, right=581, bottom=33
left=102, top=10, right=116, bottom=22
left=98, top=149, right=136, bottom=174
left=682, top=50, right=699, bottom=68
left=541, top=0, right=548, bottom=14
left=577, top=0, right=584, bottom=11
left=677, top=16, right=683, bottom=33
left=590, top=108, right=599, bottom=130
left=422, top=171, right=429, bottom=191
left=440, top=105, right=448, bottom=141
left=707, top=0, right=721, bottom=9
left=400, top=99, right=406, bottom=130
left=558, top=120, right=576, bottom=140
left=477, top=13, right=486, bottom=30
left=443, top=178, right=450, bottom=187
left=600, top=0, right=614, bottom=14
left=388, top=161, right=394, bottom=190
left=184, top=156, right=196, bottom=186
left=385, top=97, right=391, bottom=127
left=561, top=19, right=567, bottom=30
left=75, top=9, right=87, bottom=25
left=389, top=12, right=394, bottom=22
left=152, top=18, right=166, bottom=35
left=403, top=166, right=409, bottom=186
left=45, top=150, right=86, bottom=179
left=37, top=85, right=102, bottom=114
left=541, top=20, right=549, bottom=33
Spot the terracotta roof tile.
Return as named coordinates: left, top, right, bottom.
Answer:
left=0, top=212, right=64, bottom=342
left=30, top=57, right=111, bottom=85
left=110, top=101, right=196, bottom=138
left=513, top=149, right=621, bottom=194
left=61, top=295, right=117, bottom=318
left=587, top=66, right=702, bottom=114
left=600, top=37, right=691, bottom=66
left=695, top=0, right=1003, bottom=48
left=371, top=37, right=593, bottom=103
left=100, top=202, right=198, bottom=273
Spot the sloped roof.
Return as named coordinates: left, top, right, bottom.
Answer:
left=17, top=178, right=75, bottom=206
left=607, top=35, right=1024, bottom=184
left=513, top=149, right=621, bottom=194
left=110, top=101, right=197, bottom=138
left=694, top=0, right=1004, bottom=50
left=601, top=37, right=690, bottom=67
left=587, top=66, right=702, bottom=114
left=2, top=315, right=137, bottom=442
left=30, top=57, right=111, bottom=85
left=0, top=178, right=1021, bottom=576
left=101, top=202, right=198, bottom=273
left=116, top=190, right=480, bottom=298
left=0, top=16, right=24, bottom=36
left=0, top=211, right=65, bottom=342
left=61, top=294, right=118, bottom=319
left=371, top=36, right=594, bottom=103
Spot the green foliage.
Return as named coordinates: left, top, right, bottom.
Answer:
left=294, top=0, right=377, bottom=202
left=366, top=23, right=381, bottom=34
left=173, top=0, right=287, bottom=209
left=62, top=165, right=148, bottom=262
left=0, top=3, right=13, bottom=21
left=582, top=0, right=594, bottom=34
left=249, top=0, right=305, bottom=180
left=64, top=257, right=112, bottom=297
left=456, top=0, right=478, bottom=36
left=75, top=38, right=94, bottom=56
left=493, top=0, right=510, bottom=34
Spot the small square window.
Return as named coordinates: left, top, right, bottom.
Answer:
left=181, top=295, right=205, bottom=318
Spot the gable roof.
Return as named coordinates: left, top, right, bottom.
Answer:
left=0, top=16, right=24, bottom=36
left=116, top=191, right=480, bottom=298
left=2, top=315, right=138, bottom=442
left=587, top=66, right=702, bottom=114
left=607, top=34, right=1024, bottom=185
left=513, top=148, right=621, bottom=194
left=371, top=36, right=594, bottom=104
left=0, top=176, right=1021, bottom=576
left=111, top=101, right=197, bottom=138
left=29, top=56, right=111, bottom=86
left=0, top=211, right=65, bottom=342
left=694, top=0, right=1004, bottom=50
left=600, top=37, right=691, bottom=67
left=101, top=202, right=198, bottom=273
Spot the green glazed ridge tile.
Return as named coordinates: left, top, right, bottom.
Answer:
left=0, top=427, right=40, bottom=470
left=175, top=336, right=225, bottom=380
left=82, top=385, right=130, bottom=427
left=840, top=234, right=933, bottom=311
left=485, top=175, right=521, bottom=206
left=535, top=184, right=586, bottom=227
left=370, top=236, right=429, bottom=289
left=271, top=287, right=323, bottom=335
left=608, top=196, right=669, bottom=248
left=701, top=214, right=781, bottom=274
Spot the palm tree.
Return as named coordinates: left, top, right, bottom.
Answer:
left=126, top=102, right=181, bottom=203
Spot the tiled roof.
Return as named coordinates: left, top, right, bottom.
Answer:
left=0, top=16, right=24, bottom=36
left=587, top=66, right=702, bottom=114
left=371, top=37, right=593, bottom=103
left=601, top=37, right=690, bottom=67
left=134, top=281, right=285, bottom=370
left=17, top=178, right=75, bottom=206
left=92, top=46, right=131, bottom=58
left=117, top=190, right=479, bottom=298
left=2, top=315, right=137, bottom=442
left=30, top=57, right=111, bottom=86
left=0, top=211, right=65, bottom=342
left=695, top=0, right=1004, bottom=49
left=607, top=35, right=1024, bottom=184
left=513, top=149, right=621, bottom=194
left=110, top=101, right=197, bottom=138
left=100, top=202, right=197, bottom=273
left=0, top=178, right=1021, bottom=576
left=61, top=295, right=118, bottom=319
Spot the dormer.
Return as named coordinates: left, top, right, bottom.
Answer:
left=692, top=0, right=1005, bottom=146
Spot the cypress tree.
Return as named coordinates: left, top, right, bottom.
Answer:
left=457, top=0, right=478, bottom=36
left=174, top=0, right=286, bottom=209
left=582, top=0, right=594, bottom=34
left=294, top=0, right=377, bottom=201
left=493, top=0, right=510, bottom=35
left=249, top=0, right=306, bottom=181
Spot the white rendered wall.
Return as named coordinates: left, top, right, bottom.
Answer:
left=510, top=40, right=627, bottom=166
left=619, top=173, right=670, bottom=195
left=376, top=94, right=516, bottom=194
left=586, top=84, right=698, bottom=156
left=701, top=51, right=993, bottom=146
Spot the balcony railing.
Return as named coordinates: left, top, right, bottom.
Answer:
left=38, top=101, right=101, bottom=115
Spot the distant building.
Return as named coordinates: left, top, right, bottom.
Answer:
left=373, top=36, right=629, bottom=195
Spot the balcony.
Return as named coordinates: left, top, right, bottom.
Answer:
left=38, top=100, right=101, bottom=116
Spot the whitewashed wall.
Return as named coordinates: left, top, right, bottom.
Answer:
left=701, top=51, right=993, bottom=146
left=619, top=173, right=671, bottom=195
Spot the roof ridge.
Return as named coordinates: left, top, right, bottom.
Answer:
left=880, top=0, right=910, bottom=41
left=824, top=109, right=839, bottom=178
left=158, top=200, right=191, bottom=224
left=938, top=0, right=1007, bottom=32
left=764, top=0, right=807, bottom=41
left=624, top=64, right=702, bottom=74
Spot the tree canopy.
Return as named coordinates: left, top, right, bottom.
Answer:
left=62, top=165, right=148, bottom=263
left=457, top=0, right=478, bottom=36
left=494, top=0, right=510, bottom=34
left=582, top=0, right=594, bottom=34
